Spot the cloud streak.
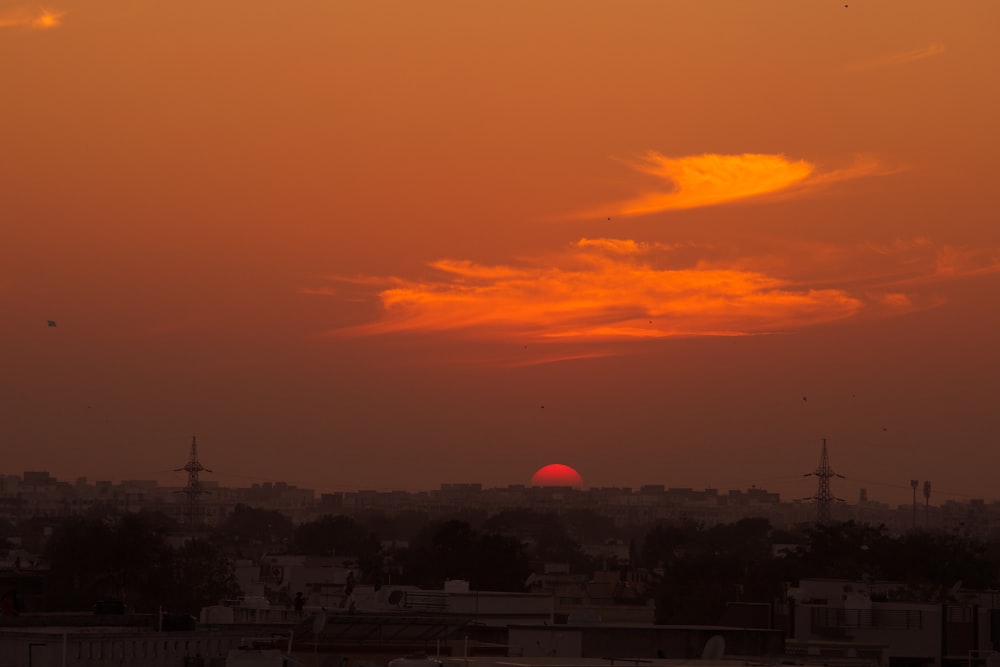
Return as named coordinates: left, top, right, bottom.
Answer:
left=0, top=6, right=64, bottom=29
left=838, top=42, right=946, bottom=73
left=325, top=236, right=999, bottom=353
left=595, top=153, right=888, bottom=218
left=299, top=287, right=337, bottom=296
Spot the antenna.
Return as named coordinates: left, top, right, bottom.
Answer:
left=804, top=438, right=844, bottom=524
left=175, top=436, right=212, bottom=528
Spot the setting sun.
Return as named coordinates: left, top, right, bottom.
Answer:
left=531, top=464, right=584, bottom=489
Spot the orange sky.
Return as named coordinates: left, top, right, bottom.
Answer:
left=2, top=0, right=998, bottom=506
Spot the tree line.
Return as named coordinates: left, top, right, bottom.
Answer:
left=24, top=506, right=1000, bottom=620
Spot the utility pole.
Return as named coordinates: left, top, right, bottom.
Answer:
left=923, top=481, right=931, bottom=529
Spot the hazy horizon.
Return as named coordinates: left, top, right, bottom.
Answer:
left=4, top=441, right=983, bottom=509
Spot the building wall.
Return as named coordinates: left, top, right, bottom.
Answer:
left=0, top=631, right=243, bottom=667
left=508, top=627, right=583, bottom=658
left=508, top=625, right=784, bottom=660
left=794, top=601, right=942, bottom=667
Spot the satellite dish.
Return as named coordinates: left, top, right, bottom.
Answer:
left=700, top=635, right=725, bottom=660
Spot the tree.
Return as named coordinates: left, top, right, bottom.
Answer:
left=354, top=509, right=430, bottom=543
left=889, top=530, right=999, bottom=592
left=560, top=508, right=623, bottom=543
left=293, top=515, right=382, bottom=582
left=393, top=520, right=531, bottom=591
left=782, top=521, right=892, bottom=582
left=43, top=511, right=241, bottom=614
left=293, top=515, right=377, bottom=558
left=638, top=519, right=702, bottom=570
left=45, top=516, right=116, bottom=610
left=164, top=539, right=241, bottom=613
left=213, top=504, right=293, bottom=549
left=44, top=513, right=173, bottom=611
left=483, top=509, right=595, bottom=572
left=643, top=519, right=780, bottom=624
left=655, top=551, right=746, bottom=624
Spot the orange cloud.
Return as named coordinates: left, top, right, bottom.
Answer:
left=597, top=152, right=887, bottom=218
left=327, top=237, right=999, bottom=356
left=0, top=6, right=64, bottom=29
left=333, top=238, right=865, bottom=343
left=933, top=245, right=1000, bottom=280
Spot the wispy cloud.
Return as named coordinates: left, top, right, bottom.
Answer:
left=0, top=6, right=65, bottom=29
left=299, top=287, right=337, bottom=296
left=324, top=237, right=999, bottom=358
left=838, top=42, right=946, bottom=73
left=593, top=152, right=888, bottom=218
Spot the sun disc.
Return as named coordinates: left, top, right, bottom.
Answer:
left=530, top=463, right=584, bottom=488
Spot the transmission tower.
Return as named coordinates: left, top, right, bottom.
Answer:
left=805, top=438, right=844, bottom=524
left=176, top=436, right=211, bottom=528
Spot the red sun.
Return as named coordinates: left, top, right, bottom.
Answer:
left=530, top=464, right=584, bottom=488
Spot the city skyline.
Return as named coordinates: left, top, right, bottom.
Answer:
left=3, top=2, right=998, bottom=506
left=0, top=440, right=986, bottom=510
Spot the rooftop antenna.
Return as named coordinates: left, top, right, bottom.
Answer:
left=804, top=438, right=844, bottom=524
left=176, top=436, right=211, bottom=528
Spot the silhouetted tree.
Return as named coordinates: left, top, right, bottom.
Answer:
left=639, top=519, right=702, bottom=570
left=44, top=513, right=175, bottom=611
left=213, top=504, right=293, bottom=549
left=560, top=508, right=623, bottom=543
left=393, top=520, right=530, bottom=591
left=44, top=512, right=241, bottom=613
left=45, top=516, right=117, bottom=609
left=293, top=514, right=382, bottom=581
left=483, top=509, right=595, bottom=572
left=889, top=529, right=999, bottom=591
left=644, top=518, right=780, bottom=623
left=293, top=515, right=375, bottom=557
left=354, top=509, right=431, bottom=543
left=782, top=521, right=893, bottom=581
left=655, top=551, right=746, bottom=624
left=476, top=532, right=533, bottom=591
left=164, top=538, right=241, bottom=612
